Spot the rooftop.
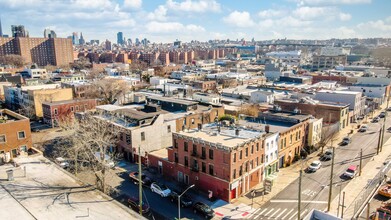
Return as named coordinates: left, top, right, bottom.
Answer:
left=0, top=109, right=28, bottom=123
left=42, top=99, right=95, bottom=106
left=147, top=95, right=198, bottom=106
left=174, top=123, right=265, bottom=149
left=317, top=90, right=361, bottom=95
left=0, top=155, right=144, bottom=220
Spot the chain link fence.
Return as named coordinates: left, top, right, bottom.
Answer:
left=352, top=161, right=391, bottom=218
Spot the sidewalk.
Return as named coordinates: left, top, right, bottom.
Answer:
left=328, top=132, right=391, bottom=219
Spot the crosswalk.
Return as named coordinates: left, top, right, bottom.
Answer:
left=248, top=208, right=309, bottom=220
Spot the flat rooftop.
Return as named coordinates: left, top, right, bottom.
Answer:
left=42, top=99, right=95, bottom=106
left=175, top=123, right=264, bottom=149
left=0, top=109, right=28, bottom=123
left=147, top=95, right=198, bottom=106
left=0, top=155, right=143, bottom=220
left=317, top=90, right=361, bottom=95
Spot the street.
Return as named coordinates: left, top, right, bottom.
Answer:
left=250, top=119, right=391, bottom=219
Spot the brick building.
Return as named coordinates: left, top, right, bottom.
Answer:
left=149, top=124, right=266, bottom=202
left=42, top=99, right=97, bottom=126
left=0, top=37, right=73, bottom=66
left=193, top=80, right=217, bottom=92
left=0, top=109, right=32, bottom=159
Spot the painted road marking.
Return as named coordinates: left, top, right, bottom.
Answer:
left=269, top=208, right=281, bottom=218
left=281, top=209, right=294, bottom=219
left=270, top=199, right=328, bottom=204
left=275, top=208, right=287, bottom=219
left=253, top=208, right=268, bottom=219
left=302, top=189, right=317, bottom=197
left=288, top=210, right=299, bottom=220
left=301, top=209, right=308, bottom=216
left=246, top=208, right=260, bottom=219
left=264, top=208, right=275, bottom=217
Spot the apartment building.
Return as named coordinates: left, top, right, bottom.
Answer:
left=149, top=124, right=266, bottom=202
left=0, top=37, right=73, bottom=66
left=42, top=99, right=97, bottom=126
left=0, top=109, right=32, bottom=160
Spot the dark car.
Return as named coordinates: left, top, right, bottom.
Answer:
left=169, top=190, right=193, bottom=207
left=193, top=202, right=215, bottom=219
left=128, top=197, right=150, bottom=214
left=129, top=172, right=153, bottom=187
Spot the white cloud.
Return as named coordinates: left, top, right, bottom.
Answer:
left=145, top=21, right=205, bottom=33
left=339, top=13, right=352, bottom=21
left=123, top=0, right=142, bottom=9
left=166, top=0, right=220, bottom=13
left=258, top=9, right=284, bottom=18
left=293, top=6, right=333, bottom=20
left=71, top=0, right=113, bottom=8
left=357, top=16, right=391, bottom=33
left=147, top=5, right=168, bottom=21
left=223, top=11, right=255, bottom=28
left=297, top=0, right=371, bottom=6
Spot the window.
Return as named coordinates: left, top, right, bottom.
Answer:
left=296, top=132, right=298, bottom=141
left=201, top=147, right=206, bottom=159
left=184, top=142, right=188, bottom=152
left=239, top=165, right=243, bottom=176
left=256, top=157, right=259, bottom=166
left=245, top=148, right=248, bottom=157
left=20, top=145, right=27, bottom=152
left=245, top=162, right=248, bottom=172
left=256, top=143, right=259, bottom=151
left=251, top=145, right=254, bottom=154
left=266, top=155, right=269, bottom=163
left=233, top=169, right=236, bottom=179
left=209, top=165, right=214, bottom=176
left=184, top=156, right=188, bottom=167
left=174, top=141, right=178, bottom=148
left=239, top=150, right=242, bottom=160
left=0, top=135, right=5, bottom=143
left=71, top=106, right=74, bottom=112
left=233, top=153, right=236, bottom=162
left=141, top=132, right=145, bottom=141
left=125, top=134, right=131, bottom=145
left=202, top=162, right=206, bottom=172
left=76, top=106, right=79, bottom=111
left=174, top=153, right=178, bottom=163
left=18, top=131, right=26, bottom=139
left=209, top=149, right=214, bottom=160
left=299, top=130, right=301, bottom=139
left=167, top=125, right=171, bottom=133
left=54, top=108, right=58, bottom=115
left=290, top=134, right=293, bottom=144
left=192, top=144, right=197, bottom=155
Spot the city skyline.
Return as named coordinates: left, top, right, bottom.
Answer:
left=0, top=0, right=390, bottom=43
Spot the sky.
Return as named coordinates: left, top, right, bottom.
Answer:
left=0, top=0, right=390, bottom=43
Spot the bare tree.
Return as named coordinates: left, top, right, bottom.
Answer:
left=71, top=56, right=92, bottom=71
left=238, top=104, right=259, bottom=117
left=54, top=112, right=121, bottom=194
left=0, top=54, right=25, bottom=67
left=86, top=78, right=131, bottom=104
left=318, top=123, right=339, bottom=154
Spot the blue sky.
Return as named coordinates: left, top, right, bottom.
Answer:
left=0, top=0, right=390, bottom=43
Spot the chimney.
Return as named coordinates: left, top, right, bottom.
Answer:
left=197, top=123, right=202, bottom=131
left=235, top=128, right=239, bottom=136
left=265, top=124, right=270, bottom=133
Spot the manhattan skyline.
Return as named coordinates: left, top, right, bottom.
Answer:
left=0, top=0, right=390, bottom=43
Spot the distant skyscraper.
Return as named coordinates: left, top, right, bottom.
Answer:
left=117, top=32, right=123, bottom=45
left=72, top=32, right=79, bottom=45
left=79, top=32, right=85, bottom=45
left=135, top=38, right=140, bottom=46
left=11, top=25, right=28, bottom=37
left=44, top=28, right=57, bottom=38
left=127, top=38, right=132, bottom=46
left=0, top=17, right=3, bottom=37
left=105, top=39, right=112, bottom=50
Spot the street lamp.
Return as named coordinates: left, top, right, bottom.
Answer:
left=178, top=184, right=195, bottom=220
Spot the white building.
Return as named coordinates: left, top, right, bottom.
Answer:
left=24, top=68, right=48, bottom=79
left=250, top=91, right=274, bottom=104
left=320, top=47, right=351, bottom=56
left=192, top=93, right=221, bottom=105
left=150, top=77, right=168, bottom=86
left=307, top=118, right=323, bottom=147
left=315, top=90, right=365, bottom=121
left=266, top=51, right=301, bottom=66
left=264, top=62, right=283, bottom=81
left=264, top=132, right=279, bottom=179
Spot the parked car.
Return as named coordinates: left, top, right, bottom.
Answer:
left=321, top=149, right=333, bottom=161
left=307, top=160, right=322, bottom=172
left=193, top=202, right=215, bottom=219
left=151, top=182, right=171, bottom=197
left=169, top=190, right=193, bottom=207
left=127, top=197, right=150, bottom=214
left=343, top=165, right=358, bottom=179
left=388, top=127, right=391, bottom=133
left=129, top=172, right=153, bottom=187
left=341, top=137, right=351, bottom=146
left=372, top=117, right=380, bottom=123
left=380, top=112, right=386, bottom=118
left=359, top=124, right=368, bottom=132
left=357, top=115, right=365, bottom=120
left=387, top=107, right=391, bottom=112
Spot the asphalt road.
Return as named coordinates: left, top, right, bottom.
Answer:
left=251, top=118, right=391, bottom=220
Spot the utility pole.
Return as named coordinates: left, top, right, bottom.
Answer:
left=138, top=145, right=143, bottom=215
left=341, top=191, right=346, bottom=218
left=298, top=169, right=302, bottom=220
left=380, top=97, right=389, bottom=152
left=327, top=147, right=335, bottom=212
left=377, top=127, right=382, bottom=155
left=366, top=202, right=370, bottom=220
left=359, top=148, right=363, bottom=176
